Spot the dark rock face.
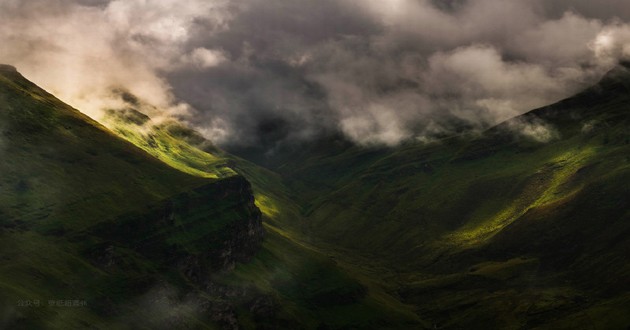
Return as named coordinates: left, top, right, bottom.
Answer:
left=85, top=175, right=267, bottom=327
left=0, top=64, right=17, bottom=73
left=167, top=175, right=265, bottom=275
left=91, top=175, right=264, bottom=277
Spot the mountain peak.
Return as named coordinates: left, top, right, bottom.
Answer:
left=0, top=64, right=17, bottom=73
left=598, top=60, right=630, bottom=84
left=0, top=64, right=27, bottom=84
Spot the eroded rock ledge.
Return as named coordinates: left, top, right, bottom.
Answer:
left=90, top=175, right=264, bottom=278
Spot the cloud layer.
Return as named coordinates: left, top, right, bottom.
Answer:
left=2, top=0, right=630, bottom=147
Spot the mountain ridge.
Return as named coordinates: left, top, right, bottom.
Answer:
left=0, top=64, right=268, bottom=329
left=218, top=62, right=630, bottom=329
left=2, top=60, right=630, bottom=328
left=105, top=61, right=630, bottom=328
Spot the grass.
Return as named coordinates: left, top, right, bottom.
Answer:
left=103, top=111, right=236, bottom=179
left=219, top=65, right=630, bottom=328
left=0, top=66, right=426, bottom=328
left=2, top=61, right=630, bottom=329
left=217, top=225, right=423, bottom=329
left=0, top=67, right=263, bottom=328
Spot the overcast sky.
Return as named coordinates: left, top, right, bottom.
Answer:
left=3, top=0, right=630, bottom=147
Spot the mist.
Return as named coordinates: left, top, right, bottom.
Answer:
left=3, top=0, right=630, bottom=147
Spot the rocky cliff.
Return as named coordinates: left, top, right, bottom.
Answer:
left=0, top=64, right=266, bottom=329
left=89, top=175, right=264, bottom=279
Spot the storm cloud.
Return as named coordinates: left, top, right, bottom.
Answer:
left=2, top=0, right=630, bottom=147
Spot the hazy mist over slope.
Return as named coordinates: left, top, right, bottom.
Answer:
left=3, top=0, right=630, bottom=147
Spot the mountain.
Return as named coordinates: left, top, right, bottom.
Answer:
left=90, top=62, right=630, bottom=329
left=0, top=64, right=266, bottom=329
left=0, top=64, right=421, bottom=329
left=100, top=88, right=424, bottom=329
left=225, top=63, right=630, bottom=329
left=2, top=60, right=629, bottom=329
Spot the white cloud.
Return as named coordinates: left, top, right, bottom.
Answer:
left=3, top=0, right=630, bottom=146
left=0, top=0, right=234, bottom=121
left=184, top=48, right=228, bottom=68
left=507, top=118, right=560, bottom=143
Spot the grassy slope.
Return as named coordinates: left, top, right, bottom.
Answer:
left=0, top=62, right=422, bottom=329
left=226, top=65, right=630, bottom=328
left=108, top=64, right=630, bottom=328
left=0, top=67, right=207, bottom=229
left=5, top=58, right=628, bottom=329
left=223, top=158, right=424, bottom=329
left=102, top=109, right=235, bottom=180
left=101, top=96, right=424, bottom=327
left=0, top=65, right=263, bottom=329
left=303, top=66, right=630, bottom=259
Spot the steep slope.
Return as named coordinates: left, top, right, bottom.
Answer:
left=297, top=63, right=629, bottom=259
left=101, top=103, right=424, bottom=328
left=0, top=64, right=263, bottom=329
left=7, top=58, right=628, bottom=329
left=108, top=62, right=630, bottom=328
left=226, top=63, right=630, bottom=328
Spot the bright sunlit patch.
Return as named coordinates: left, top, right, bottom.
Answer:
left=254, top=194, right=279, bottom=219
left=104, top=115, right=236, bottom=179
left=444, top=147, right=597, bottom=246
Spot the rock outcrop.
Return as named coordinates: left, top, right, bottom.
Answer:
left=90, top=175, right=264, bottom=279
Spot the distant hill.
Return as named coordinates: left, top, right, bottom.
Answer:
left=224, top=63, right=630, bottom=329
left=101, top=62, right=630, bottom=329
left=3, top=59, right=629, bottom=328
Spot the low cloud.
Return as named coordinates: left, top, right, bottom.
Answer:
left=183, top=48, right=228, bottom=69
left=507, top=118, right=560, bottom=143
left=0, top=0, right=234, bottom=122
left=2, top=0, right=630, bottom=147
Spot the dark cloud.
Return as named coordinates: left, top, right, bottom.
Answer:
left=541, top=0, right=630, bottom=20
left=3, top=0, right=630, bottom=147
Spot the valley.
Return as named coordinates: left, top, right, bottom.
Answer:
left=0, top=61, right=629, bottom=329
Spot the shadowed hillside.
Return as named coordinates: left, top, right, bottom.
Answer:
left=0, top=64, right=423, bottom=329
left=101, top=62, right=630, bottom=329
left=2, top=60, right=630, bottom=329
left=0, top=64, right=264, bottom=329
left=101, top=82, right=425, bottom=329
left=227, top=63, right=630, bottom=329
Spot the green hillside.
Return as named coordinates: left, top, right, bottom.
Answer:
left=102, top=62, right=630, bottom=328
left=0, top=64, right=423, bottom=329
left=0, top=64, right=265, bottom=329
left=101, top=91, right=424, bottom=329
left=228, top=63, right=630, bottom=329
left=3, top=59, right=630, bottom=329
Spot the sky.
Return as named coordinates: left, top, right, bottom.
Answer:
left=2, top=0, right=630, bottom=148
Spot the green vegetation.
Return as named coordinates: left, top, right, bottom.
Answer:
left=0, top=65, right=263, bottom=329
left=0, top=64, right=424, bottom=329
left=229, top=64, right=630, bottom=328
left=103, top=109, right=235, bottom=179
left=99, top=95, right=424, bottom=328
left=1, top=61, right=630, bottom=329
